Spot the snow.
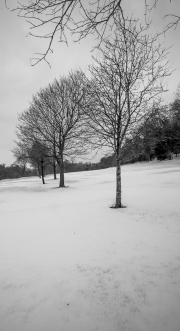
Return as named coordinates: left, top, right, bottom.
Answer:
left=0, top=158, right=180, bottom=331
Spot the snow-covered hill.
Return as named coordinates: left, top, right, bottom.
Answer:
left=0, top=159, right=180, bottom=331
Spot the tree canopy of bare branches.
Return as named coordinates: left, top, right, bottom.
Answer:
left=12, top=145, right=29, bottom=177
left=7, top=0, right=177, bottom=65
left=86, top=16, right=171, bottom=208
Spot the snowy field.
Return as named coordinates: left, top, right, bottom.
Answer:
left=0, top=159, right=180, bottom=331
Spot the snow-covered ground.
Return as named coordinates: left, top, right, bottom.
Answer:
left=0, top=159, right=180, bottom=331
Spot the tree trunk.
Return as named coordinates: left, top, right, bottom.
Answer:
left=59, top=154, right=65, bottom=187
left=115, top=152, right=122, bottom=208
left=53, top=159, right=57, bottom=180
left=38, top=164, right=41, bottom=178
left=147, top=153, right=150, bottom=162
left=53, top=141, right=57, bottom=179
left=41, top=161, right=45, bottom=184
left=21, top=165, right=26, bottom=177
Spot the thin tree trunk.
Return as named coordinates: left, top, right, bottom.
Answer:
left=59, top=153, right=65, bottom=187
left=41, top=161, right=45, bottom=184
left=115, top=152, right=122, bottom=208
left=38, top=164, right=41, bottom=178
left=21, top=165, right=26, bottom=177
left=53, top=159, right=57, bottom=180
left=53, top=140, right=57, bottom=179
left=147, top=153, right=150, bottom=162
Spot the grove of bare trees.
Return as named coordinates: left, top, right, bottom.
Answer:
left=15, top=70, right=88, bottom=187
left=13, top=12, right=174, bottom=207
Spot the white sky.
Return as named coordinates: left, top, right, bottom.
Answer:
left=0, top=0, right=180, bottom=166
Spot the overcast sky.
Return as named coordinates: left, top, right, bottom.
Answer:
left=0, top=0, right=180, bottom=166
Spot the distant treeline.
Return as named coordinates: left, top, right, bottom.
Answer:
left=1, top=135, right=179, bottom=181
left=0, top=164, right=37, bottom=181
left=0, top=155, right=117, bottom=181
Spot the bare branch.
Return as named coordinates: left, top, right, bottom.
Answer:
left=9, top=0, right=123, bottom=65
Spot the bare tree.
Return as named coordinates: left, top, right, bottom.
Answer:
left=28, top=141, right=50, bottom=184
left=14, top=122, right=51, bottom=184
left=86, top=16, right=171, bottom=208
left=12, top=145, right=29, bottom=177
left=17, top=70, right=89, bottom=187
